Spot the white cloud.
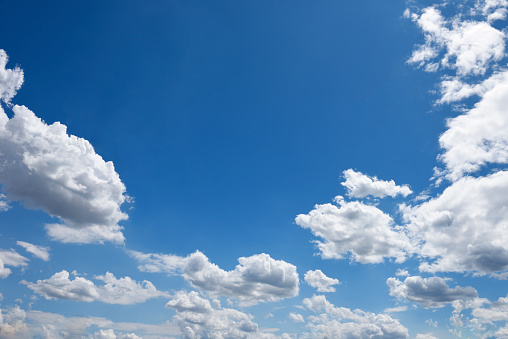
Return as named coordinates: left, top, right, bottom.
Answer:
left=384, top=306, right=408, bottom=314
left=408, top=6, right=506, bottom=77
left=416, top=334, right=439, bottom=339
left=288, top=313, right=304, bottom=323
left=295, top=196, right=412, bottom=264
left=0, top=50, right=23, bottom=104
left=402, top=171, right=508, bottom=275
left=132, top=250, right=299, bottom=306
left=438, top=70, right=508, bottom=180
left=300, top=295, right=409, bottom=339
left=92, top=329, right=142, bottom=339
left=0, top=57, right=129, bottom=244
left=16, top=241, right=49, bottom=261
left=23, top=270, right=169, bottom=304
left=0, top=307, right=179, bottom=338
left=341, top=169, right=412, bottom=199
left=166, top=290, right=277, bottom=339
left=0, top=248, right=29, bottom=278
left=304, top=270, right=340, bottom=293
left=387, top=276, right=478, bottom=308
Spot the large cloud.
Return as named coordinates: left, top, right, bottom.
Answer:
left=402, top=171, right=508, bottom=275
left=295, top=196, right=412, bottom=264
left=22, top=270, right=169, bottom=304
left=0, top=51, right=129, bottom=244
left=341, top=169, right=412, bottom=199
left=131, top=250, right=299, bottom=306
left=166, top=290, right=279, bottom=339
left=387, top=276, right=478, bottom=308
left=299, top=295, right=409, bottom=339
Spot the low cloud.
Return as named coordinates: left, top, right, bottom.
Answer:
left=23, top=270, right=168, bottom=305
left=341, top=169, right=412, bottom=199
left=304, top=270, right=340, bottom=293
left=387, top=276, right=478, bottom=308
left=16, top=241, right=49, bottom=261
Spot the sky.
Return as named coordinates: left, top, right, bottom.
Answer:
left=0, top=0, right=508, bottom=338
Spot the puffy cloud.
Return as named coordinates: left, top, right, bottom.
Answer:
left=300, top=295, right=409, bottom=339
left=387, top=276, right=478, bottom=308
left=22, top=270, right=169, bottom=304
left=16, top=241, right=49, bottom=261
left=295, top=196, right=412, bottom=264
left=341, top=169, right=412, bottom=199
left=132, top=250, right=299, bottom=306
left=166, top=290, right=277, bottom=339
left=304, top=270, right=340, bottom=293
left=92, top=329, right=142, bottom=339
left=472, top=294, right=508, bottom=323
left=438, top=71, right=508, bottom=180
left=0, top=50, right=23, bottom=104
left=0, top=305, right=28, bottom=337
left=402, top=171, right=508, bottom=275
left=407, top=6, right=506, bottom=77
left=0, top=52, right=129, bottom=244
left=0, top=104, right=128, bottom=244
left=415, top=334, right=439, bottom=339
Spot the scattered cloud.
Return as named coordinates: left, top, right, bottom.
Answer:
left=341, top=169, right=412, bottom=199
left=299, top=295, right=409, bottom=338
left=387, top=275, right=478, bottom=308
left=166, top=290, right=279, bottom=339
left=384, top=306, right=408, bottom=314
left=132, top=250, right=299, bottom=306
left=296, top=196, right=412, bottom=264
left=22, top=270, right=169, bottom=305
left=288, top=312, right=304, bottom=323
left=16, top=241, right=49, bottom=261
left=0, top=50, right=23, bottom=104
left=304, top=270, right=340, bottom=293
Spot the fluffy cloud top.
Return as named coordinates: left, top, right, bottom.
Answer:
left=402, top=171, right=508, bottom=275
left=341, top=169, right=412, bottom=199
left=166, top=290, right=278, bottom=339
left=16, top=241, right=49, bottom=261
left=407, top=6, right=506, bottom=76
left=0, top=50, right=23, bottom=104
left=132, top=250, right=299, bottom=306
left=387, top=276, right=478, bottom=308
left=0, top=51, right=129, bottom=244
left=304, top=270, right=340, bottom=293
left=300, top=295, right=409, bottom=339
left=23, top=270, right=168, bottom=304
left=296, top=196, right=412, bottom=264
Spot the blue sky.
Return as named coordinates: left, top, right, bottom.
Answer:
left=1, top=0, right=508, bottom=338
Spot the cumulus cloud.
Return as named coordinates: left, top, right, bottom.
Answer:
left=341, top=169, right=412, bottom=199
left=16, top=241, right=49, bottom=261
left=299, top=295, right=409, bottom=338
left=132, top=250, right=299, bottom=306
left=0, top=50, right=129, bottom=244
left=22, top=270, right=168, bottom=304
left=295, top=196, right=412, bottom=264
left=304, top=270, right=340, bottom=293
left=289, top=312, right=305, bottom=323
left=166, top=290, right=278, bottom=339
left=0, top=50, right=23, bottom=104
left=92, top=329, right=142, bottom=339
left=407, top=6, right=506, bottom=76
left=402, top=171, right=508, bottom=275
left=387, top=276, right=478, bottom=308
left=0, top=249, right=29, bottom=278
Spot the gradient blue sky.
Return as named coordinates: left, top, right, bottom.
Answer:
left=0, top=1, right=508, bottom=338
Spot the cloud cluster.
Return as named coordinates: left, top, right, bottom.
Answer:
left=132, top=250, right=299, bottom=306
left=23, top=270, right=169, bottom=304
left=296, top=196, right=412, bottom=264
left=387, top=276, right=478, bottom=308
left=341, top=169, right=412, bottom=199
left=299, top=295, right=409, bottom=338
left=304, top=270, right=340, bottom=293
left=0, top=248, right=28, bottom=278
left=166, top=290, right=278, bottom=339
left=0, top=50, right=129, bottom=244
